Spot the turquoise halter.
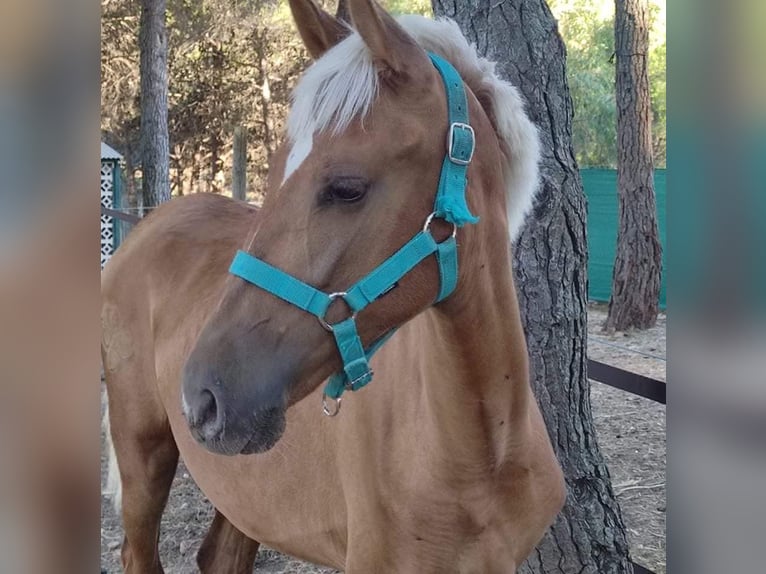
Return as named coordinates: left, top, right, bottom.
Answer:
left=228, top=53, right=478, bottom=416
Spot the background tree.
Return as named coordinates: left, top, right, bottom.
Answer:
left=431, top=0, right=633, bottom=572
left=102, top=0, right=311, bottom=203
left=604, top=0, right=662, bottom=331
left=548, top=0, right=665, bottom=168
left=336, top=0, right=350, bottom=21
left=101, top=0, right=141, bottom=200
left=105, top=0, right=664, bottom=202
left=139, top=0, right=170, bottom=208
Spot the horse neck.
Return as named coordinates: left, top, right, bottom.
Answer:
left=415, top=204, right=533, bottom=470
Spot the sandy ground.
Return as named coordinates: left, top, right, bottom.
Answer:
left=588, top=304, right=666, bottom=574
left=101, top=302, right=666, bottom=573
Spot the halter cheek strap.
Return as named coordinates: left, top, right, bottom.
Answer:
left=228, top=53, right=478, bottom=414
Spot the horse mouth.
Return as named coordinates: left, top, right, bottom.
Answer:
left=239, top=428, right=284, bottom=455
left=239, top=411, right=286, bottom=454
left=191, top=407, right=287, bottom=456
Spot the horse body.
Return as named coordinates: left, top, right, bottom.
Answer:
left=104, top=193, right=563, bottom=572
left=103, top=3, right=565, bottom=572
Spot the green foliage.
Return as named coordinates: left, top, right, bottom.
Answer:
left=646, top=0, right=666, bottom=166
left=549, top=0, right=666, bottom=168
left=383, top=0, right=431, bottom=16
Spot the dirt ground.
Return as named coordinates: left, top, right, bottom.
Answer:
left=100, top=302, right=665, bottom=573
left=587, top=304, right=666, bottom=574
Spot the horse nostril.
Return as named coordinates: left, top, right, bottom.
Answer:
left=198, top=389, right=216, bottom=420
left=192, top=389, right=223, bottom=440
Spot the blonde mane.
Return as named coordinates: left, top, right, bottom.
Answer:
left=287, top=15, right=540, bottom=241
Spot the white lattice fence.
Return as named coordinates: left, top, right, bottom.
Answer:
left=101, top=162, right=115, bottom=268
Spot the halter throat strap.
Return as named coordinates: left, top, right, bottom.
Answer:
left=228, top=53, right=478, bottom=412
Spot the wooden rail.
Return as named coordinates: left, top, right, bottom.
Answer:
left=101, top=205, right=142, bottom=224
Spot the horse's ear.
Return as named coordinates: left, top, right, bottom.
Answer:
left=347, top=0, right=430, bottom=77
left=289, top=0, right=350, bottom=59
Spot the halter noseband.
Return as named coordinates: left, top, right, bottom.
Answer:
left=228, top=53, right=478, bottom=416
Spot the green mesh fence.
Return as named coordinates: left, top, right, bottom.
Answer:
left=582, top=168, right=666, bottom=308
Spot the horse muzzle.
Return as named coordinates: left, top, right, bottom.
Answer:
left=181, top=332, right=293, bottom=455
left=183, top=384, right=287, bottom=455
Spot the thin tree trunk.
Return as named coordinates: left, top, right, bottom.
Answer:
left=191, top=142, right=201, bottom=195
left=254, top=32, right=274, bottom=160
left=139, top=0, right=170, bottom=208
left=210, top=134, right=221, bottom=193
left=173, top=149, right=183, bottom=196
left=336, top=0, right=351, bottom=22
left=232, top=126, right=247, bottom=201
left=123, top=138, right=137, bottom=209
left=431, top=0, right=632, bottom=572
left=605, top=0, right=662, bottom=332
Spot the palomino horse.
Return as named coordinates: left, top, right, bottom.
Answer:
left=102, top=0, right=565, bottom=572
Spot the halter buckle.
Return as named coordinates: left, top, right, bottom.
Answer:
left=447, top=122, right=475, bottom=165
left=317, top=292, right=357, bottom=332
left=345, top=368, right=374, bottom=391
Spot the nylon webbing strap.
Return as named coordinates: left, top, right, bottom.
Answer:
left=344, top=231, right=437, bottom=311
left=329, top=318, right=373, bottom=396
left=325, top=329, right=396, bottom=398
left=228, top=53, right=478, bottom=406
left=428, top=53, right=479, bottom=227
left=435, top=237, right=458, bottom=302
left=229, top=251, right=331, bottom=317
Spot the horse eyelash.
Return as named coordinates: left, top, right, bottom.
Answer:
left=319, top=178, right=370, bottom=205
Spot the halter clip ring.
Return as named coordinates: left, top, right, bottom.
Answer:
left=322, top=394, right=342, bottom=417
left=423, top=212, right=457, bottom=239
left=318, top=292, right=358, bottom=332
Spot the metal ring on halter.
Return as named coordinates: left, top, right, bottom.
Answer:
left=423, top=211, right=457, bottom=239
left=322, top=394, right=342, bottom=417
left=317, top=292, right=358, bottom=332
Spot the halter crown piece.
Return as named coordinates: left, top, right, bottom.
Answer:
left=229, top=53, right=478, bottom=416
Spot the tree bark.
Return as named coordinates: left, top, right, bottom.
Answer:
left=232, top=126, right=247, bottom=201
left=336, top=0, right=351, bottom=23
left=254, top=28, right=274, bottom=161
left=210, top=133, right=221, bottom=193
left=139, top=0, right=170, bottom=208
left=431, top=1, right=632, bottom=572
left=605, top=0, right=662, bottom=332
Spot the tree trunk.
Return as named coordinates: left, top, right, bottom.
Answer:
left=336, top=0, right=350, bottom=23
left=139, top=0, right=170, bottom=208
left=191, top=143, right=201, bottom=195
left=431, top=1, right=632, bottom=572
left=123, top=139, right=138, bottom=209
left=605, top=0, right=662, bottom=332
left=173, top=148, right=183, bottom=196
left=210, top=133, right=221, bottom=193
left=232, top=126, right=247, bottom=201
left=254, top=29, right=274, bottom=161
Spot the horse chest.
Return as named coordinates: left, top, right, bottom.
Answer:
left=356, top=487, right=519, bottom=573
left=374, top=475, right=507, bottom=547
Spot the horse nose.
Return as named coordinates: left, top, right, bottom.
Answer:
left=184, top=387, right=224, bottom=442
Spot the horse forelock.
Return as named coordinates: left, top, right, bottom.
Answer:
left=285, top=16, right=540, bottom=241
left=287, top=32, right=378, bottom=145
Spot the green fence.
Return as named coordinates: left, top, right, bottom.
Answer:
left=582, top=168, right=666, bottom=308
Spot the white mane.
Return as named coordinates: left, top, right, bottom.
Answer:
left=286, top=15, right=540, bottom=241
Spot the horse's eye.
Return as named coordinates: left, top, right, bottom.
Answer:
left=321, top=177, right=369, bottom=205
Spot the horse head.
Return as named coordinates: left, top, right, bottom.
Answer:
left=181, top=0, right=523, bottom=455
